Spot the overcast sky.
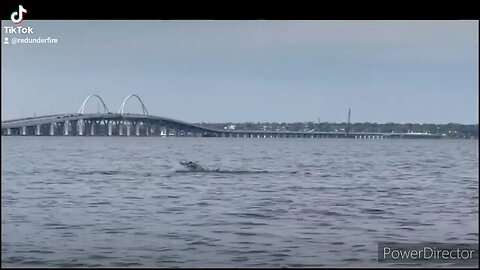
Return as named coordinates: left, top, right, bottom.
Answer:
left=1, top=20, right=478, bottom=124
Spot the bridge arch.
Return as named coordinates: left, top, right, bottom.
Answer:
left=118, top=94, right=149, bottom=116
left=78, top=94, right=110, bottom=114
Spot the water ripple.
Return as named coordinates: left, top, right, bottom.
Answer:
left=1, top=137, right=478, bottom=267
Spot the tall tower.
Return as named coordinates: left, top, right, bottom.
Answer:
left=346, top=108, right=351, bottom=135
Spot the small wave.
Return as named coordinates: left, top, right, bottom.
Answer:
left=174, top=169, right=274, bottom=174
left=21, top=260, right=51, bottom=266
left=112, top=262, right=144, bottom=267
left=78, top=170, right=123, bottom=175
left=19, top=250, right=55, bottom=254
left=234, top=232, right=257, bottom=236
left=175, top=160, right=301, bottom=174
left=225, top=212, right=273, bottom=219
left=360, top=208, right=387, bottom=214
left=88, top=201, right=111, bottom=205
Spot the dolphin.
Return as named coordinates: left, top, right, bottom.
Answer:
left=179, top=161, right=207, bottom=172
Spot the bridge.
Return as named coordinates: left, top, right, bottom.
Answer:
left=1, top=94, right=442, bottom=139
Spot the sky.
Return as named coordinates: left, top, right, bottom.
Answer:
left=1, top=20, right=478, bottom=124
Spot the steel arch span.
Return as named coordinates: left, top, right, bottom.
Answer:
left=118, top=94, right=149, bottom=116
left=78, top=94, right=110, bottom=114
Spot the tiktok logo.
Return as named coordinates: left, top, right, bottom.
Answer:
left=11, top=5, right=27, bottom=24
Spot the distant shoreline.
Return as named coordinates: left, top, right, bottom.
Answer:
left=196, top=122, right=479, bottom=139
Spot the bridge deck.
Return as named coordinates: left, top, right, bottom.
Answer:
left=1, top=113, right=443, bottom=138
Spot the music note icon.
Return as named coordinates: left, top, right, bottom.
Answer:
left=11, top=5, right=28, bottom=24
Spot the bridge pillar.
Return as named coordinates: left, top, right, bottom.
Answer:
left=78, top=120, right=84, bottom=136
left=119, top=122, right=124, bottom=136
left=7, top=128, right=12, bottom=135
left=21, top=126, right=26, bottom=136
left=135, top=123, right=140, bottom=136
left=64, top=121, right=69, bottom=136
left=107, top=122, right=113, bottom=136
left=70, top=120, right=77, bottom=136
left=126, top=123, right=131, bottom=136
left=145, top=123, right=149, bottom=136
left=165, top=127, right=170, bottom=137
left=149, top=124, right=154, bottom=136
left=36, top=125, right=41, bottom=136
left=90, top=122, right=95, bottom=136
